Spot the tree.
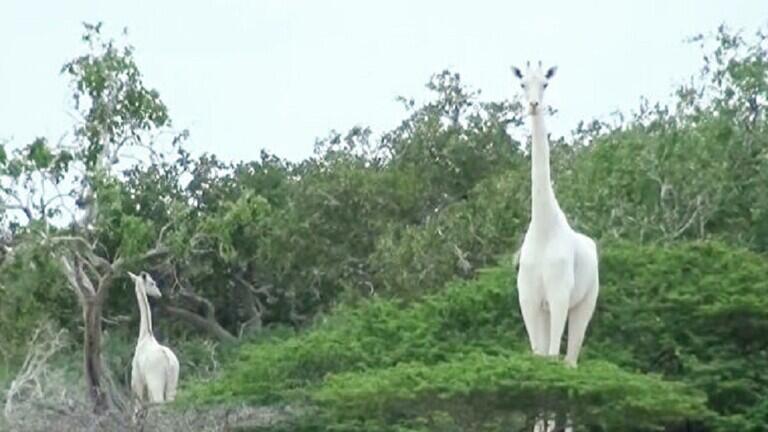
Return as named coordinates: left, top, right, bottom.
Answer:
left=0, top=23, right=177, bottom=413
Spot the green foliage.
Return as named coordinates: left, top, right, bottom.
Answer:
left=187, top=241, right=768, bottom=430
left=62, top=22, right=170, bottom=169
left=0, top=240, right=75, bottom=357
left=590, top=242, right=768, bottom=430
left=370, top=169, right=529, bottom=297
left=558, top=26, right=768, bottom=249
left=198, top=192, right=273, bottom=263
left=311, top=354, right=707, bottom=431
left=115, top=215, right=155, bottom=258
left=183, top=263, right=520, bottom=405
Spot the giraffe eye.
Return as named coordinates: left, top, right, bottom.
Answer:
left=543, top=83, right=549, bottom=89
left=520, top=84, right=526, bottom=89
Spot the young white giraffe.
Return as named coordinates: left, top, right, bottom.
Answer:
left=129, top=271, right=180, bottom=405
left=513, top=62, right=599, bottom=368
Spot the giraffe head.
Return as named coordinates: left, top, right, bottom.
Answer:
left=511, top=61, right=557, bottom=115
left=128, top=271, right=162, bottom=298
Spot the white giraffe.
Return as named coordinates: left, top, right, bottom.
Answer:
left=513, top=62, right=595, bottom=432
left=513, top=62, right=599, bottom=368
left=128, top=271, right=180, bottom=404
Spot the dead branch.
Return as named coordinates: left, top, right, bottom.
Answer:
left=4, top=323, right=67, bottom=420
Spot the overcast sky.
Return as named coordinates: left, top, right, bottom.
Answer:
left=1, top=1, right=766, bottom=163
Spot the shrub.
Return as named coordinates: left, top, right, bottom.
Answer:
left=186, top=241, right=768, bottom=430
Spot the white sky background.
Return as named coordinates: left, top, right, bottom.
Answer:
left=1, top=1, right=767, bottom=163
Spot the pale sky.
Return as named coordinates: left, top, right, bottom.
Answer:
left=1, top=1, right=767, bottom=163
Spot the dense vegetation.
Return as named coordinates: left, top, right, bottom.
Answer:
left=186, top=242, right=768, bottom=431
left=1, top=22, right=767, bottom=431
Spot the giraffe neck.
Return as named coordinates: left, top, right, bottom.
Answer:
left=134, top=282, right=153, bottom=341
left=530, top=112, right=561, bottom=224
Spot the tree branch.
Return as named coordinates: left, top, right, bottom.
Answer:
left=162, top=305, right=236, bottom=343
left=59, top=256, right=86, bottom=304
left=160, top=270, right=237, bottom=343
left=73, top=255, right=96, bottom=298
left=0, top=202, right=33, bottom=223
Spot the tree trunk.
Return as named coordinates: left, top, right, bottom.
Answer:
left=83, top=298, right=109, bottom=414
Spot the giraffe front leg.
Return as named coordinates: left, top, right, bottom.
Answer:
left=543, top=262, right=574, bottom=359
left=518, top=266, right=549, bottom=355
left=520, top=298, right=549, bottom=356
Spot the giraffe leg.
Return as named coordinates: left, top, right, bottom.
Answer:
left=544, top=262, right=575, bottom=358
left=146, top=370, right=167, bottom=403
left=565, top=282, right=598, bottom=367
left=518, top=267, right=548, bottom=355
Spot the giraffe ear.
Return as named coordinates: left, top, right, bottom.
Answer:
left=511, top=66, right=523, bottom=79
left=127, top=271, right=139, bottom=282
left=545, top=66, right=558, bottom=79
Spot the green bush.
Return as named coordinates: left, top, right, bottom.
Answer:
left=184, top=263, right=522, bottom=405
left=0, top=240, right=75, bottom=362
left=310, top=353, right=708, bottom=431
left=590, top=241, right=768, bottom=430
left=186, top=241, right=768, bottom=430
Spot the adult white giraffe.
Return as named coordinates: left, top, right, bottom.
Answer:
left=513, top=62, right=599, bottom=368
left=128, top=271, right=180, bottom=404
